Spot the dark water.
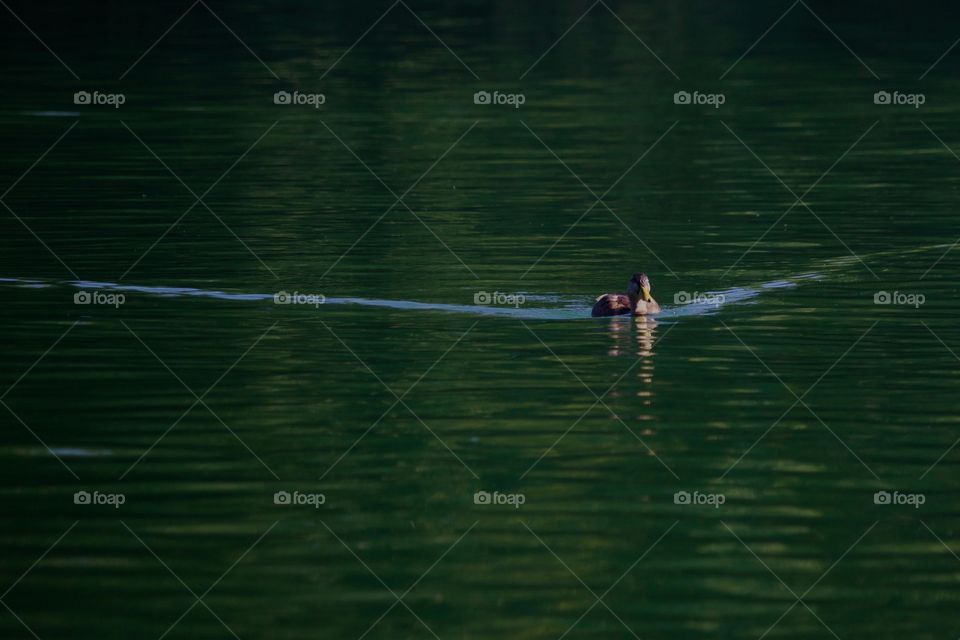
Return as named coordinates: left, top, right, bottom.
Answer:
left=3, top=2, right=960, bottom=638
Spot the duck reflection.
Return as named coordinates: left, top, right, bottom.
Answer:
left=606, top=317, right=658, bottom=429
left=606, top=315, right=659, bottom=360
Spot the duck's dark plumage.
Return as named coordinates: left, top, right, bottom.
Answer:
left=591, top=294, right=633, bottom=317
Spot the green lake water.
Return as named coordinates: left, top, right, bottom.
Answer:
left=2, top=2, right=960, bottom=638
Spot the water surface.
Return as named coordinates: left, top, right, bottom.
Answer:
left=2, top=2, right=960, bottom=639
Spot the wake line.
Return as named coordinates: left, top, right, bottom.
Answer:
left=0, top=275, right=810, bottom=320
left=1, top=243, right=948, bottom=320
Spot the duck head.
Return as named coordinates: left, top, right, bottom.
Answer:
left=627, top=272, right=653, bottom=303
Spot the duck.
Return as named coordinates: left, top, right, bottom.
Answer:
left=591, top=273, right=661, bottom=317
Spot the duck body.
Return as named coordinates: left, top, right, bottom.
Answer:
left=591, top=272, right=661, bottom=317
left=592, top=293, right=633, bottom=317
left=591, top=294, right=661, bottom=317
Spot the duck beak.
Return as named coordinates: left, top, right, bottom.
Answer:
left=641, top=286, right=652, bottom=302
